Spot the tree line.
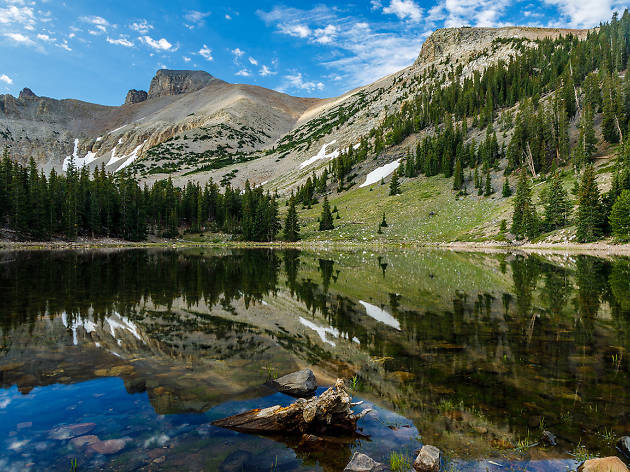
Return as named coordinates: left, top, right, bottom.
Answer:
left=0, top=151, right=287, bottom=242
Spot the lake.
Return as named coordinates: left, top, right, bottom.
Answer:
left=1, top=248, right=629, bottom=471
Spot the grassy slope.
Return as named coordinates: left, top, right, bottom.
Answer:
left=294, top=174, right=511, bottom=243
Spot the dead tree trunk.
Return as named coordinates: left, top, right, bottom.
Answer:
left=212, top=379, right=370, bottom=436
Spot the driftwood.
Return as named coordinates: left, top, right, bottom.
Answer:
left=212, top=379, right=371, bottom=435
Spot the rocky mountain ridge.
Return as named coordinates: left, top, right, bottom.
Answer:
left=0, top=25, right=591, bottom=189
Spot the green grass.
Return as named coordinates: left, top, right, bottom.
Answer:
left=389, top=451, right=412, bottom=472
left=292, top=175, right=509, bottom=243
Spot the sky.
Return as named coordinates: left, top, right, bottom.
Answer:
left=0, top=0, right=627, bottom=106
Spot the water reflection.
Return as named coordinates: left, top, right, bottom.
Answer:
left=0, top=249, right=629, bottom=470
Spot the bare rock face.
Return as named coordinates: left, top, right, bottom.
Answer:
left=124, top=89, right=147, bottom=105
left=18, top=88, right=37, bottom=100
left=578, top=457, right=628, bottom=472
left=147, top=69, right=217, bottom=99
left=269, top=369, right=317, bottom=396
left=413, top=445, right=441, bottom=472
left=618, top=437, right=630, bottom=458
left=344, top=452, right=387, bottom=472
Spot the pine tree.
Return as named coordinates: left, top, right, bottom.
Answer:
left=602, top=75, right=621, bottom=143
left=502, top=176, right=512, bottom=197
left=511, top=171, right=539, bottom=239
left=543, top=173, right=571, bottom=230
left=484, top=171, right=493, bottom=196
left=610, top=190, right=630, bottom=240
left=284, top=195, right=300, bottom=241
left=389, top=169, right=401, bottom=196
left=453, top=158, right=464, bottom=190
left=319, top=196, right=334, bottom=231
left=582, top=104, right=598, bottom=161
left=576, top=165, right=602, bottom=242
left=380, top=212, right=388, bottom=228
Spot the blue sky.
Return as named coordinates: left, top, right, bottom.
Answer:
left=0, top=0, right=626, bottom=105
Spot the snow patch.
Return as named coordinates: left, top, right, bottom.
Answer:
left=115, top=141, right=147, bottom=172
left=62, top=138, right=99, bottom=172
left=96, top=136, right=103, bottom=142
left=300, top=140, right=339, bottom=169
left=358, top=301, right=401, bottom=330
left=110, top=124, right=127, bottom=133
left=299, top=316, right=339, bottom=346
left=359, top=159, right=401, bottom=188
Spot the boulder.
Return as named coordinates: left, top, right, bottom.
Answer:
left=578, top=457, right=628, bottom=472
left=618, top=437, right=630, bottom=459
left=269, top=369, right=317, bottom=396
left=540, top=430, right=558, bottom=447
left=89, top=438, right=128, bottom=455
left=124, top=89, right=147, bottom=105
left=413, top=445, right=441, bottom=472
left=344, top=452, right=386, bottom=472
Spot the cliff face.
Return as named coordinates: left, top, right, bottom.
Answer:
left=124, top=89, right=147, bottom=105
left=147, top=70, right=220, bottom=99
left=416, top=26, right=592, bottom=65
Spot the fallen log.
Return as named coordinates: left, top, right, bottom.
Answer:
left=212, top=379, right=371, bottom=435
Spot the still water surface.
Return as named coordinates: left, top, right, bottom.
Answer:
left=1, top=248, right=629, bottom=471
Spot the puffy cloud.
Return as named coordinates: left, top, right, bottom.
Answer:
left=427, top=0, right=510, bottom=27
left=183, top=56, right=191, bottom=62
left=279, top=23, right=311, bottom=38
left=107, top=36, right=134, bottom=47
left=198, top=44, right=213, bottom=60
left=0, top=4, right=35, bottom=28
left=280, top=72, right=324, bottom=93
left=0, top=74, right=13, bottom=85
left=235, top=69, right=251, bottom=76
left=139, top=35, right=175, bottom=51
left=313, top=24, right=336, bottom=44
left=4, top=32, right=35, bottom=45
left=130, top=19, right=152, bottom=34
left=382, top=0, right=423, bottom=22
left=543, top=0, right=623, bottom=28
left=231, top=47, right=245, bottom=58
left=80, top=15, right=110, bottom=34
left=36, top=33, right=55, bottom=42
left=248, top=56, right=258, bottom=65
left=260, top=65, right=274, bottom=76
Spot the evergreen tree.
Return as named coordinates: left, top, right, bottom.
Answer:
left=511, top=171, right=539, bottom=239
left=602, top=75, right=621, bottom=143
left=576, top=165, right=602, bottom=242
left=484, top=171, right=493, bottom=196
left=543, top=173, right=571, bottom=230
left=610, top=190, right=630, bottom=240
left=502, top=176, right=512, bottom=197
left=380, top=212, right=388, bottom=227
left=283, top=195, right=300, bottom=241
left=319, top=197, right=334, bottom=231
left=453, top=158, right=464, bottom=190
left=389, top=169, right=401, bottom=195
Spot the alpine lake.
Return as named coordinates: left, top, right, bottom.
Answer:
left=1, top=248, right=630, bottom=471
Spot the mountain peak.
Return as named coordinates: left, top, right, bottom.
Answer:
left=147, top=69, right=220, bottom=99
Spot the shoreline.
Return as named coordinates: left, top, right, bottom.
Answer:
left=1, top=238, right=629, bottom=255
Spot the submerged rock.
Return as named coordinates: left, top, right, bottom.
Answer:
left=578, top=457, right=628, bottom=472
left=219, top=450, right=252, bottom=472
left=540, top=430, right=558, bottom=447
left=48, top=422, right=96, bottom=440
left=89, top=438, right=128, bottom=455
left=618, top=437, right=630, bottom=458
left=413, top=445, right=441, bottom=472
left=70, top=435, right=99, bottom=448
left=344, top=452, right=386, bottom=472
left=269, top=369, right=317, bottom=396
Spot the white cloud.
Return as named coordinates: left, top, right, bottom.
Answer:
left=313, top=24, right=337, bottom=44
left=225, top=14, right=232, bottom=20
left=279, top=23, right=311, bottom=38
left=235, top=69, right=251, bottom=76
left=36, top=33, right=54, bottom=42
left=4, top=32, right=35, bottom=45
left=139, top=35, right=175, bottom=51
left=259, top=6, right=423, bottom=89
left=427, top=0, right=510, bottom=27
left=80, top=15, right=110, bottom=34
left=280, top=72, right=324, bottom=93
left=198, top=44, right=213, bottom=60
left=0, top=74, right=13, bottom=85
left=107, top=36, right=133, bottom=47
left=183, top=56, right=191, bottom=62
left=130, top=19, right=152, bottom=34
left=382, top=0, right=423, bottom=22
left=543, top=0, right=623, bottom=28
left=260, top=65, right=274, bottom=76
left=248, top=56, right=258, bottom=65
left=184, top=10, right=211, bottom=28
left=231, top=47, right=245, bottom=58
left=0, top=5, right=35, bottom=28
